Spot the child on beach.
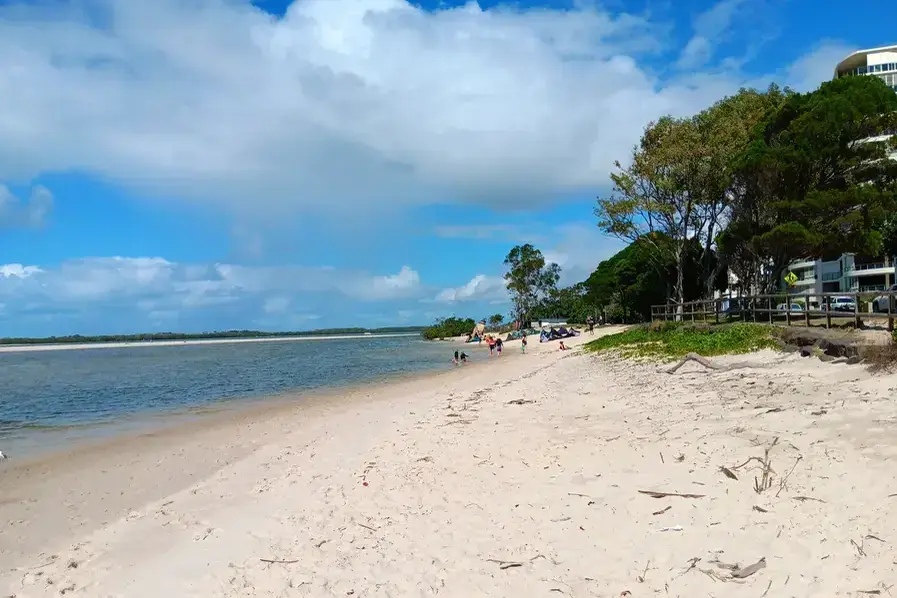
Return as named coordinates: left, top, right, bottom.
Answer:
left=487, top=335, right=496, bottom=356
left=559, top=341, right=569, bottom=351
left=521, top=333, right=527, bottom=353
left=495, top=337, right=503, bottom=356
left=452, top=350, right=469, bottom=365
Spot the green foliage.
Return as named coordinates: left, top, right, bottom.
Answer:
left=583, top=323, right=777, bottom=360
left=580, top=233, right=724, bottom=323
left=0, top=327, right=426, bottom=346
left=532, top=283, right=592, bottom=323
left=487, top=313, right=504, bottom=328
left=421, top=317, right=476, bottom=340
left=596, top=86, right=790, bottom=303
left=725, top=75, right=897, bottom=290
left=503, top=244, right=561, bottom=324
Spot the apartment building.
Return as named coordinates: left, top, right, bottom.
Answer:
left=785, top=255, right=896, bottom=295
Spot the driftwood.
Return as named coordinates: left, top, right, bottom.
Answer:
left=731, top=557, right=766, bottom=579
left=665, top=353, right=765, bottom=375
left=638, top=490, right=706, bottom=499
left=260, top=558, right=300, bottom=564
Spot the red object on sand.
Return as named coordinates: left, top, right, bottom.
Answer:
left=363, top=481, right=369, bottom=487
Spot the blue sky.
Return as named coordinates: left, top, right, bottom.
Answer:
left=0, top=0, right=893, bottom=336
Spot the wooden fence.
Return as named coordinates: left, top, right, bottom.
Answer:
left=650, top=290, right=897, bottom=331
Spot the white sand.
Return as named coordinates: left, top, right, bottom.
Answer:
left=2, top=328, right=896, bottom=597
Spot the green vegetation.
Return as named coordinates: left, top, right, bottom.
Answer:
left=584, top=322, right=778, bottom=360
left=421, top=317, right=476, bottom=340
left=0, top=327, right=425, bottom=346
left=504, top=244, right=560, bottom=325
left=424, top=77, right=897, bottom=335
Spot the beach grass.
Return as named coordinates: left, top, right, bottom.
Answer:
left=584, top=322, right=778, bottom=360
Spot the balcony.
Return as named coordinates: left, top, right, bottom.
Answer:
left=789, top=259, right=815, bottom=270
left=847, top=262, right=890, bottom=276
left=821, top=271, right=842, bottom=281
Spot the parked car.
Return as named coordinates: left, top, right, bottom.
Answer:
left=822, top=296, right=857, bottom=312
left=872, top=285, right=897, bottom=313
left=776, top=303, right=804, bottom=312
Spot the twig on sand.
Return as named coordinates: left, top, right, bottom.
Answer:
left=665, top=353, right=764, bottom=375
left=636, top=561, right=650, bottom=583
left=720, top=466, right=738, bottom=480
left=776, top=456, right=803, bottom=498
left=260, top=558, right=300, bottom=564
left=638, top=490, right=705, bottom=499
left=356, top=522, right=379, bottom=532
left=761, top=579, right=773, bottom=597
left=652, top=505, right=672, bottom=516
left=752, top=505, right=769, bottom=513
left=506, top=399, right=534, bottom=405
left=487, top=559, right=523, bottom=570
left=486, top=554, right=545, bottom=570
left=792, top=496, right=826, bottom=503
left=751, top=438, right=779, bottom=494
left=851, top=539, right=867, bottom=557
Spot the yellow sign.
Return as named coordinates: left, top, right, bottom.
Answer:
left=784, top=271, right=798, bottom=286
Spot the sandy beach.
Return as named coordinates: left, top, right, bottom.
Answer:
left=2, top=327, right=896, bottom=597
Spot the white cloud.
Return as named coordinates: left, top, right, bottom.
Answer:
left=785, top=42, right=856, bottom=93
left=0, top=0, right=819, bottom=218
left=0, top=184, right=52, bottom=228
left=676, top=0, right=746, bottom=69
left=0, top=258, right=424, bottom=326
left=435, top=274, right=507, bottom=304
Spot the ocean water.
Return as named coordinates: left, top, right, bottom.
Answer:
left=0, top=335, right=456, bottom=456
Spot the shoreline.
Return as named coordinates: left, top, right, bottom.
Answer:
left=8, top=327, right=890, bottom=596
left=0, top=331, right=548, bottom=576
left=0, top=332, right=421, bottom=353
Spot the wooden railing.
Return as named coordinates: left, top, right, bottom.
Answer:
left=650, top=290, right=897, bottom=331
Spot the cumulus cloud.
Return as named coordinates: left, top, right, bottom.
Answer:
left=0, top=184, right=52, bottom=229
left=0, top=0, right=816, bottom=217
left=435, top=274, right=507, bottom=304
left=0, top=257, right=423, bottom=332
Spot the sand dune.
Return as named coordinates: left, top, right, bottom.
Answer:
left=2, top=328, right=896, bottom=596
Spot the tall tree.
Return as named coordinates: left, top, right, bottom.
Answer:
left=487, top=313, right=504, bottom=329
left=503, top=244, right=561, bottom=325
left=597, top=85, right=789, bottom=304
left=724, top=75, right=897, bottom=291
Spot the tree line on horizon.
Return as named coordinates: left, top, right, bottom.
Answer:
left=427, top=74, right=897, bottom=330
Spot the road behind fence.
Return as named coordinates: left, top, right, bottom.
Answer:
left=651, top=291, right=897, bottom=331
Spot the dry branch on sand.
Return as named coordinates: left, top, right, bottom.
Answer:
left=665, top=353, right=769, bottom=375
left=638, top=490, right=706, bottom=499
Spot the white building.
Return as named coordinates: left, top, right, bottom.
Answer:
left=834, top=44, right=897, bottom=91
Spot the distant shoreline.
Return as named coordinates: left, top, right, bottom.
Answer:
left=0, top=333, right=422, bottom=354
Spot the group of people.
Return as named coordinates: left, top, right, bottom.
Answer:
left=452, top=331, right=529, bottom=366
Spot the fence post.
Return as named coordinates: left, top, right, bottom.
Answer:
left=691, top=302, right=695, bottom=323
left=715, top=298, right=720, bottom=324
left=854, top=293, right=860, bottom=329
left=768, top=296, right=772, bottom=324
left=825, top=295, right=831, bottom=329
left=785, top=293, right=791, bottom=326
left=888, top=291, right=894, bottom=332
left=805, top=299, right=811, bottom=327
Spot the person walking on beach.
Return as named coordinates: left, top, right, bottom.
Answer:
left=487, top=335, right=496, bottom=356
left=521, top=332, right=527, bottom=353
left=495, top=336, right=503, bottom=356
left=586, top=315, right=594, bottom=335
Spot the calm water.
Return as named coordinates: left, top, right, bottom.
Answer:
left=0, top=335, right=454, bottom=456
